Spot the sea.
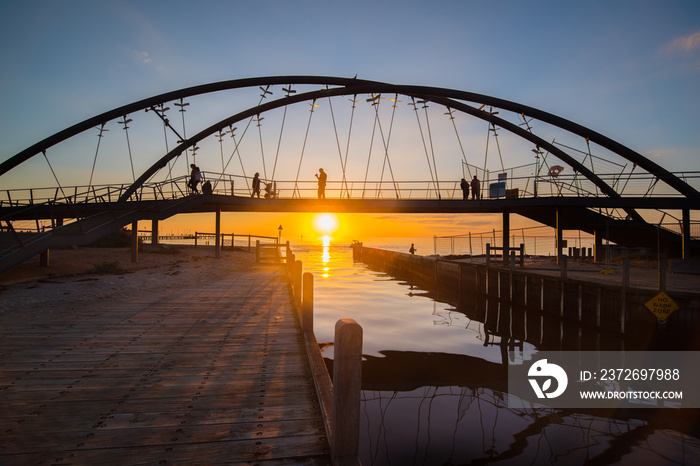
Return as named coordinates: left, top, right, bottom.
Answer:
left=290, top=237, right=699, bottom=466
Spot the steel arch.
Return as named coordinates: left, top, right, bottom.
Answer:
left=2, top=76, right=697, bottom=202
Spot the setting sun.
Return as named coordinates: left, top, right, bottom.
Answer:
left=312, top=213, right=339, bottom=236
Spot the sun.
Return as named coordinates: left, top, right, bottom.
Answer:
left=312, top=213, right=339, bottom=236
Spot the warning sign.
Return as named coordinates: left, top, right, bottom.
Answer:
left=644, top=291, right=679, bottom=321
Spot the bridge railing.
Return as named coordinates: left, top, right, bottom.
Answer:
left=2, top=171, right=700, bottom=208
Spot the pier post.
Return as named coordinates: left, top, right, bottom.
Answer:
left=560, top=254, right=567, bottom=280
left=556, top=208, right=564, bottom=266
left=594, top=229, right=603, bottom=263
left=40, top=249, right=49, bottom=267
left=621, top=257, right=630, bottom=333
left=151, top=219, right=159, bottom=245
left=659, top=254, right=667, bottom=291
left=503, top=210, right=510, bottom=266
left=255, top=240, right=260, bottom=263
left=294, top=260, right=303, bottom=307
left=302, top=272, right=314, bottom=334
left=332, top=319, right=363, bottom=463
left=486, top=243, right=491, bottom=268
left=682, top=208, right=691, bottom=259
left=215, top=206, right=221, bottom=259
left=131, top=221, right=138, bottom=263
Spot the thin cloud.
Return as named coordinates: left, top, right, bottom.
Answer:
left=666, top=31, right=700, bottom=54
left=133, top=50, right=153, bottom=64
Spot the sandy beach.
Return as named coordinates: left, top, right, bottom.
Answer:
left=0, top=245, right=256, bottom=317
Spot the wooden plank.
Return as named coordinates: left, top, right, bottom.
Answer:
left=0, top=263, right=331, bottom=463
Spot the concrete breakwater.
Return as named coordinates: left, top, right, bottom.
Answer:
left=358, top=246, right=700, bottom=350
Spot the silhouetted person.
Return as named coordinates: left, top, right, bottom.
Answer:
left=251, top=172, right=261, bottom=198
left=460, top=178, right=469, bottom=200
left=188, top=164, right=201, bottom=194
left=315, top=168, right=327, bottom=199
left=409, top=243, right=416, bottom=255
left=471, top=175, right=480, bottom=200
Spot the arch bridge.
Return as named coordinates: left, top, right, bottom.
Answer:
left=1, top=76, right=698, bottom=273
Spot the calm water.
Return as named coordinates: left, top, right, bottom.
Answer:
left=292, top=238, right=700, bottom=466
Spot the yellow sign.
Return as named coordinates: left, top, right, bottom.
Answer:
left=644, top=291, right=679, bottom=321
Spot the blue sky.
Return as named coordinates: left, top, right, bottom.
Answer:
left=1, top=0, right=698, bottom=157
left=0, top=0, right=699, bottom=238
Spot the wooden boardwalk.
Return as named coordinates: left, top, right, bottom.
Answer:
left=0, top=262, right=331, bottom=464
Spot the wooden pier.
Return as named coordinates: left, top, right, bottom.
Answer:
left=0, top=256, right=332, bottom=464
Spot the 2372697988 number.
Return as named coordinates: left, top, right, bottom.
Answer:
left=599, top=368, right=680, bottom=381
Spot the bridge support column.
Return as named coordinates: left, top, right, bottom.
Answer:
left=40, top=249, right=49, bottom=267
left=131, top=221, right=139, bottom=263
left=503, top=210, right=510, bottom=266
left=556, top=208, right=563, bottom=266
left=682, top=208, right=690, bottom=259
left=151, top=220, right=159, bottom=245
left=594, top=229, right=603, bottom=263
left=215, top=206, right=221, bottom=259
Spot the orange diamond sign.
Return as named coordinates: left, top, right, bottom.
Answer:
left=644, top=291, right=679, bottom=322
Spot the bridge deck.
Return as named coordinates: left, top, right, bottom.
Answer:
left=0, top=253, right=330, bottom=464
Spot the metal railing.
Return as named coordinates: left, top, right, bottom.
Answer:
left=2, top=171, right=699, bottom=208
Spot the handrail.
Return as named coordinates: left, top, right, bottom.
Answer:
left=2, top=171, right=700, bottom=207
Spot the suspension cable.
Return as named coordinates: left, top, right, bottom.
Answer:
left=447, top=106, right=471, bottom=178
left=88, top=123, right=108, bottom=193
left=174, top=98, right=190, bottom=169
left=271, top=106, right=287, bottom=182
left=256, top=114, right=267, bottom=180
left=410, top=97, right=438, bottom=198
left=327, top=93, right=351, bottom=198
left=422, top=101, right=441, bottom=199
left=375, top=94, right=400, bottom=199
left=342, top=95, right=359, bottom=199
left=42, top=150, right=68, bottom=202
left=118, top=115, right=136, bottom=182
left=293, top=99, right=317, bottom=198
left=363, top=101, right=379, bottom=199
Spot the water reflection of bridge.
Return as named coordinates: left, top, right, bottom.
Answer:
left=2, top=76, right=699, bottom=275
left=346, top=258, right=700, bottom=465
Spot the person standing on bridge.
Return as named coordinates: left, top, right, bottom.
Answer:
left=251, top=172, right=261, bottom=198
left=471, top=175, right=480, bottom=200
left=188, top=164, right=202, bottom=194
left=460, top=178, right=469, bottom=200
left=315, top=168, right=327, bottom=199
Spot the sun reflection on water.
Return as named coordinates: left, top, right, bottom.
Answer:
left=321, top=235, right=331, bottom=277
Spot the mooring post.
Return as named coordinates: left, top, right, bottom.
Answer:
left=503, top=210, right=510, bottom=267
left=302, top=272, right=314, bottom=334
left=486, top=243, right=491, bottom=268
left=294, top=260, right=303, bottom=307
left=151, top=219, right=159, bottom=245
left=131, top=221, right=138, bottom=263
left=621, top=257, right=630, bottom=333
left=287, top=252, right=295, bottom=278
left=332, top=318, right=363, bottom=463
left=215, top=206, right=221, bottom=259
left=255, top=240, right=260, bottom=263
left=659, top=254, right=667, bottom=291
left=560, top=254, right=567, bottom=280
left=40, top=249, right=49, bottom=267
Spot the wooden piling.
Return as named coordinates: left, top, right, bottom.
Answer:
left=332, top=318, right=363, bottom=464
left=294, top=260, right=303, bottom=307
left=131, top=221, right=138, bottom=263
left=302, top=272, right=314, bottom=334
